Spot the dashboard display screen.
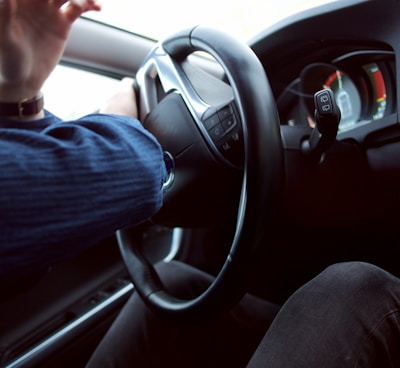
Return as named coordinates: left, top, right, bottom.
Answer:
left=322, top=68, right=362, bottom=131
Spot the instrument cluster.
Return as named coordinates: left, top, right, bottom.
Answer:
left=277, top=50, right=396, bottom=134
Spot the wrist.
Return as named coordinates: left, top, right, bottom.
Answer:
left=0, top=93, right=45, bottom=120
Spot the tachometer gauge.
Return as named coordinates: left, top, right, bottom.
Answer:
left=363, top=62, right=387, bottom=120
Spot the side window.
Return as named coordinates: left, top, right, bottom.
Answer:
left=42, top=65, right=122, bottom=120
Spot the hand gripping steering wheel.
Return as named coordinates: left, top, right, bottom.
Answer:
left=117, top=25, right=284, bottom=320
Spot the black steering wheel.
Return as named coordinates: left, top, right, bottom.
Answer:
left=117, top=25, right=284, bottom=320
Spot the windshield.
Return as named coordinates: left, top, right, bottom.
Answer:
left=46, top=0, right=340, bottom=119
left=85, top=0, right=339, bottom=42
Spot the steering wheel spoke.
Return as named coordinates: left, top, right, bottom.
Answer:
left=137, top=48, right=208, bottom=123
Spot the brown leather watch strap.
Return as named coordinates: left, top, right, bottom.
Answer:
left=0, top=94, right=44, bottom=118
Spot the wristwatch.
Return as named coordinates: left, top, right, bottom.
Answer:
left=0, top=94, right=44, bottom=118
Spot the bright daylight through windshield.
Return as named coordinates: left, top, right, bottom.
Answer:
left=44, top=0, right=339, bottom=120
left=86, top=0, right=339, bottom=41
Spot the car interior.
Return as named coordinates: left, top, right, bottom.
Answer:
left=1, top=0, right=400, bottom=366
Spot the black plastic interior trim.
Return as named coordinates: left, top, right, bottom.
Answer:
left=3, top=280, right=133, bottom=368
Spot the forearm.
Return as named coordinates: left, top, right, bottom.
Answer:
left=0, top=113, right=166, bottom=279
left=0, top=114, right=166, bottom=226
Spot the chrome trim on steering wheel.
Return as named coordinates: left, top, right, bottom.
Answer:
left=136, top=45, right=238, bottom=167
left=162, top=151, right=175, bottom=191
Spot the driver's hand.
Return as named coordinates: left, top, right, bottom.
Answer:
left=0, top=0, right=101, bottom=104
left=100, top=77, right=139, bottom=118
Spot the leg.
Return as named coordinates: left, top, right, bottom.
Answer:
left=247, top=262, right=400, bottom=368
left=87, top=260, right=279, bottom=368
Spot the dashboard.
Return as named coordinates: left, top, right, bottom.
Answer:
left=242, top=0, right=400, bottom=300
left=250, top=0, right=400, bottom=147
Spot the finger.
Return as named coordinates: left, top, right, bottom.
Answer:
left=62, top=0, right=101, bottom=22
left=51, top=0, right=69, bottom=8
left=120, top=77, right=135, bottom=87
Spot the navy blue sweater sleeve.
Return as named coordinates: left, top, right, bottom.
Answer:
left=0, top=112, right=167, bottom=280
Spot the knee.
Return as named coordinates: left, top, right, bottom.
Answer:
left=318, top=261, right=397, bottom=301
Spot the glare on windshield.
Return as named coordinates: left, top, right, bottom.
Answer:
left=86, top=0, right=339, bottom=42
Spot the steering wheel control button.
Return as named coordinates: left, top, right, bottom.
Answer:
left=217, top=105, right=233, bottom=120
left=201, top=103, right=243, bottom=164
left=217, top=127, right=243, bottom=165
left=221, top=116, right=236, bottom=131
left=203, top=113, right=220, bottom=130
left=209, top=123, right=225, bottom=141
left=203, top=104, right=238, bottom=142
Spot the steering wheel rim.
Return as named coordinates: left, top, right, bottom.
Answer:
left=117, top=25, right=284, bottom=320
